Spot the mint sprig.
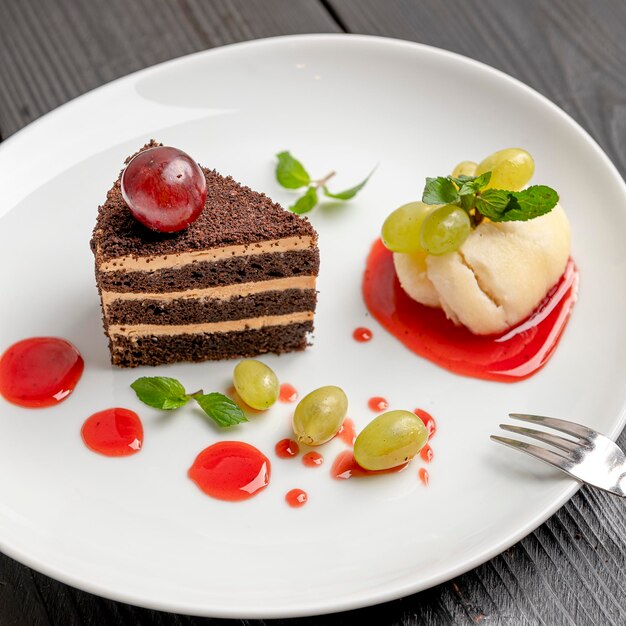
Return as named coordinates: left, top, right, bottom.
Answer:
left=130, top=376, right=247, bottom=428
left=421, top=173, right=558, bottom=223
left=276, top=151, right=375, bottom=214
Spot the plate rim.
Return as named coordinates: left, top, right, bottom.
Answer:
left=1, top=33, right=625, bottom=618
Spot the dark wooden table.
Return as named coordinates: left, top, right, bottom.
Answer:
left=1, top=1, right=625, bottom=624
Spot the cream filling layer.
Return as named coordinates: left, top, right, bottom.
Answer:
left=108, top=311, right=314, bottom=338
left=101, top=276, right=317, bottom=308
left=99, top=236, right=315, bottom=273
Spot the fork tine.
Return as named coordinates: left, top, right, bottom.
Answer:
left=490, top=435, right=577, bottom=476
left=499, top=424, right=582, bottom=454
left=509, top=413, right=595, bottom=441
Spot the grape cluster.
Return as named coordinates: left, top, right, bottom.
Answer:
left=382, top=147, right=535, bottom=256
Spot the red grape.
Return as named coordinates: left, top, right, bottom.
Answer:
left=121, top=146, right=207, bottom=232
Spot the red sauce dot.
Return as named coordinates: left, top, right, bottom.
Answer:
left=81, top=408, right=143, bottom=457
left=363, top=240, right=579, bottom=382
left=188, top=441, right=270, bottom=501
left=414, top=408, right=437, bottom=439
left=331, top=451, right=407, bottom=480
left=420, top=444, right=433, bottom=463
left=286, top=488, right=308, bottom=508
left=275, top=438, right=299, bottom=458
left=0, top=337, right=84, bottom=408
left=353, top=327, right=373, bottom=342
left=336, top=418, right=356, bottom=446
left=418, top=468, right=429, bottom=486
left=302, top=451, right=324, bottom=467
left=368, top=396, right=389, bottom=412
left=279, top=383, right=298, bottom=403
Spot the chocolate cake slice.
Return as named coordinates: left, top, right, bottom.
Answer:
left=91, top=142, right=319, bottom=367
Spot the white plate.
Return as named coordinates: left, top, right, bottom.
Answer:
left=1, top=35, right=625, bottom=619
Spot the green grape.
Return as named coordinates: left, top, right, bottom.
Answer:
left=476, top=148, right=535, bottom=191
left=292, top=386, right=348, bottom=445
left=354, top=410, right=428, bottom=471
left=451, top=160, right=478, bottom=178
left=420, top=204, right=470, bottom=255
left=381, top=202, right=432, bottom=253
left=233, top=359, right=279, bottom=410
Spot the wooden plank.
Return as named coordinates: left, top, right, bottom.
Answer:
left=0, top=0, right=340, bottom=139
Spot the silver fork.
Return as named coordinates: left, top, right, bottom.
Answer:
left=491, top=413, right=626, bottom=496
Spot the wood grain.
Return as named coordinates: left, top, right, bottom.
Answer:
left=0, top=0, right=340, bottom=139
left=1, top=0, right=626, bottom=624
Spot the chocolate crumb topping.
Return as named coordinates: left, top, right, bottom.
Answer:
left=91, top=140, right=316, bottom=263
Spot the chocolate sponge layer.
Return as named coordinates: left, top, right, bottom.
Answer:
left=104, top=288, right=317, bottom=326
left=109, top=321, right=314, bottom=367
left=98, top=250, right=320, bottom=293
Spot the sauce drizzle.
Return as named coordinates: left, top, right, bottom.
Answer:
left=0, top=337, right=83, bottom=408
left=279, top=383, right=298, bottom=403
left=353, top=327, right=373, bottom=342
left=286, top=489, right=308, bottom=507
left=368, top=397, right=389, bottom=412
left=363, top=239, right=578, bottom=382
left=336, top=418, right=356, bottom=446
left=302, top=451, right=324, bottom=467
left=188, top=441, right=270, bottom=501
left=275, top=438, right=299, bottom=458
left=81, top=408, right=143, bottom=457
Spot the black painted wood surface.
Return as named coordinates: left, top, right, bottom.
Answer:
left=0, top=1, right=625, bottom=624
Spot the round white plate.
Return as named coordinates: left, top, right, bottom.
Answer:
left=1, top=35, right=625, bottom=619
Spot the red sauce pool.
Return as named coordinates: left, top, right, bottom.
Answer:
left=414, top=408, right=437, bottom=439
left=279, top=383, right=298, bottom=403
left=0, top=337, right=84, bottom=407
left=336, top=418, right=356, bottom=446
left=275, top=438, right=299, bottom=458
left=302, top=451, right=324, bottom=467
left=363, top=239, right=578, bottom=382
left=368, top=396, right=389, bottom=412
left=81, top=408, right=143, bottom=457
left=331, top=451, right=407, bottom=480
left=188, top=441, right=270, bottom=501
left=286, top=488, right=308, bottom=507
left=353, top=327, right=373, bottom=342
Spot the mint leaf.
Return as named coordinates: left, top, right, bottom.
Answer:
left=323, top=167, right=376, bottom=200
left=474, top=189, right=511, bottom=219
left=290, top=186, right=318, bottom=214
left=276, top=151, right=311, bottom=189
left=193, top=392, right=248, bottom=427
left=422, top=177, right=460, bottom=205
left=457, top=172, right=491, bottom=196
left=476, top=186, right=558, bottom=222
left=505, top=186, right=559, bottom=221
left=130, top=377, right=189, bottom=410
